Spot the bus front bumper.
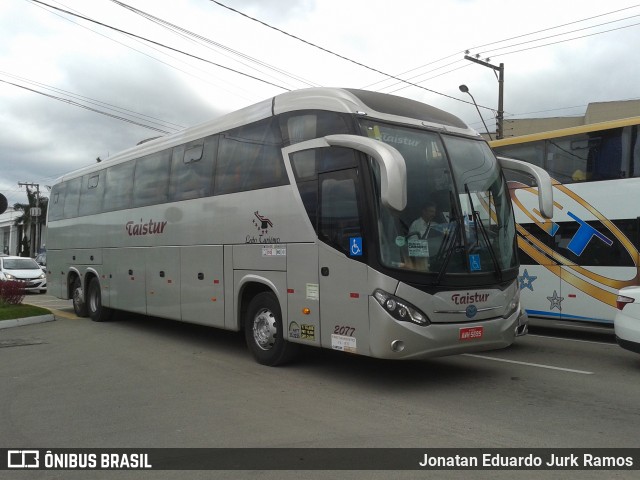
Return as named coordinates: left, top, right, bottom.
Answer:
left=367, top=297, right=519, bottom=360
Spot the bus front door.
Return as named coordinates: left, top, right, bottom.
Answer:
left=318, top=169, right=370, bottom=356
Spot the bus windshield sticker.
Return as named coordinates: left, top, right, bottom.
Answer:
left=408, top=238, right=428, bottom=257
left=350, top=237, right=363, bottom=256
left=469, top=254, right=481, bottom=271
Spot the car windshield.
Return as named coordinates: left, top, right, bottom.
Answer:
left=360, top=120, right=517, bottom=278
left=3, top=258, right=41, bottom=270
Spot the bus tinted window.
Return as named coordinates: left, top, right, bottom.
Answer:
left=291, top=147, right=358, bottom=181
left=63, top=177, right=81, bottom=219
left=319, top=171, right=362, bottom=256
left=133, top=150, right=171, bottom=207
left=104, top=162, right=135, bottom=212
left=79, top=172, right=105, bottom=216
left=281, top=111, right=353, bottom=145
left=49, top=183, right=65, bottom=221
left=215, top=118, right=286, bottom=195
left=547, top=129, right=625, bottom=183
left=169, top=136, right=217, bottom=202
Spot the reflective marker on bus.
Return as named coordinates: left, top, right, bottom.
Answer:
left=47, top=88, right=552, bottom=365
left=491, top=116, right=640, bottom=327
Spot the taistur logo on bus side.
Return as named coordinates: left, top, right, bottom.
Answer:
left=125, top=218, right=167, bottom=236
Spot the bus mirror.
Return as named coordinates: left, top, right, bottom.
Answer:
left=324, top=134, right=407, bottom=212
left=497, top=156, right=554, bottom=219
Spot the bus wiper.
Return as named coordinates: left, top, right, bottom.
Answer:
left=434, top=219, right=460, bottom=285
left=472, top=209, right=502, bottom=282
left=464, top=183, right=502, bottom=281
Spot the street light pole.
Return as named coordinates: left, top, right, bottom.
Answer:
left=464, top=55, right=504, bottom=139
left=459, top=85, right=492, bottom=140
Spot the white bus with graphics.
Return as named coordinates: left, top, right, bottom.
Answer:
left=491, top=116, right=640, bottom=327
left=46, top=88, right=552, bottom=365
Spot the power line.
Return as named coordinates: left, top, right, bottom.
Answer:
left=366, top=5, right=640, bottom=102
left=29, top=0, right=260, bottom=103
left=0, top=78, right=174, bottom=134
left=208, top=0, right=473, bottom=106
left=29, top=0, right=291, bottom=91
left=0, top=71, right=186, bottom=131
left=109, top=0, right=320, bottom=90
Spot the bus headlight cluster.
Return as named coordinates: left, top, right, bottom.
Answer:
left=503, top=290, right=520, bottom=319
left=373, top=289, right=430, bottom=326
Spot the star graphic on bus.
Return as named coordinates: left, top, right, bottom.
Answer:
left=519, top=269, right=537, bottom=291
left=547, top=290, right=564, bottom=311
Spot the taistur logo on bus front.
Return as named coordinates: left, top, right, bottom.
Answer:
left=125, top=218, right=167, bottom=236
left=451, top=292, right=490, bottom=305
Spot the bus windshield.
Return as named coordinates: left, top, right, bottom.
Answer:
left=362, top=121, right=517, bottom=278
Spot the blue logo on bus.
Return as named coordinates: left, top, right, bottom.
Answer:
left=350, top=237, right=363, bottom=256
left=469, top=254, right=481, bottom=271
left=465, top=305, right=478, bottom=318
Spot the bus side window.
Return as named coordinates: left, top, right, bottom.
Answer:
left=215, top=118, right=286, bottom=195
left=633, top=126, right=640, bottom=177
left=62, top=177, right=81, bottom=219
left=133, top=150, right=172, bottom=207
left=169, top=135, right=217, bottom=201
left=79, top=172, right=105, bottom=216
left=49, top=183, right=65, bottom=221
left=319, top=171, right=362, bottom=256
left=103, top=162, right=135, bottom=212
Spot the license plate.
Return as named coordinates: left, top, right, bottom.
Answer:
left=459, top=326, right=483, bottom=341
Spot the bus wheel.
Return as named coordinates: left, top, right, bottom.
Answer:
left=72, top=277, right=88, bottom=317
left=244, top=292, right=298, bottom=366
left=87, top=277, right=112, bottom=322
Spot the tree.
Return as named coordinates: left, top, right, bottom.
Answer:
left=13, top=187, right=48, bottom=257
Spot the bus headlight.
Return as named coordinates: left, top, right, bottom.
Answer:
left=373, top=289, right=430, bottom=326
left=503, top=290, right=520, bottom=319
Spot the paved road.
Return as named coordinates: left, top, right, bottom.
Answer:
left=1, top=295, right=639, bottom=479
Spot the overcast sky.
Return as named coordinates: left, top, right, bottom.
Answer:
left=1, top=0, right=639, bottom=207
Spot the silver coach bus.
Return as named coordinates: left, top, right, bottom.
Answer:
left=46, top=88, right=552, bottom=365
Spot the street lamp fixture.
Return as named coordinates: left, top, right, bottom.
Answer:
left=459, top=85, right=493, bottom=141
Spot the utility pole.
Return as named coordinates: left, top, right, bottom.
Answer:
left=464, top=55, right=505, bottom=140
left=18, top=182, right=40, bottom=256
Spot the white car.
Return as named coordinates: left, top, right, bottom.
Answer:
left=0, top=256, right=47, bottom=293
left=614, top=286, right=640, bottom=354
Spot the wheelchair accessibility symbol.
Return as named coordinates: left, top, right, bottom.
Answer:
left=350, top=237, right=363, bottom=257
left=469, top=254, right=481, bottom=271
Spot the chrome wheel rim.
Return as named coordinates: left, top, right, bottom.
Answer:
left=252, top=307, right=277, bottom=351
left=73, top=286, right=83, bottom=310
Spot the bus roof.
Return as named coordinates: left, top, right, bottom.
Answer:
left=55, top=87, right=478, bottom=184
left=490, top=116, right=640, bottom=147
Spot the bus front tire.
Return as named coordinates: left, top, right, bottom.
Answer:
left=72, top=277, right=88, bottom=317
left=87, top=277, right=112, bottom=322
left=244, top=292, right=298, bottom=366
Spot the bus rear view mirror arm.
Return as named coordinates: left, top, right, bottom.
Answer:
left=324, top=134, right=407, bottom=212
left=497, top=156, right=554, bottom=219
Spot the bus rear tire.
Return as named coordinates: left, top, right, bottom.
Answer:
left=244, top=292, right=298, bottom=366
left=72, top=277, right=88, bottom=318
left=87, top=277, right=112, bottom=322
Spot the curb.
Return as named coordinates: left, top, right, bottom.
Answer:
left=0, top=314, right=56, bottom=330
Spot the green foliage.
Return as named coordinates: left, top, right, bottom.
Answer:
left=0, top=303, right=50, bottom=320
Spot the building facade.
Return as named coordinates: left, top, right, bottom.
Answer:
left=502, top=99, right=640, bottom=137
